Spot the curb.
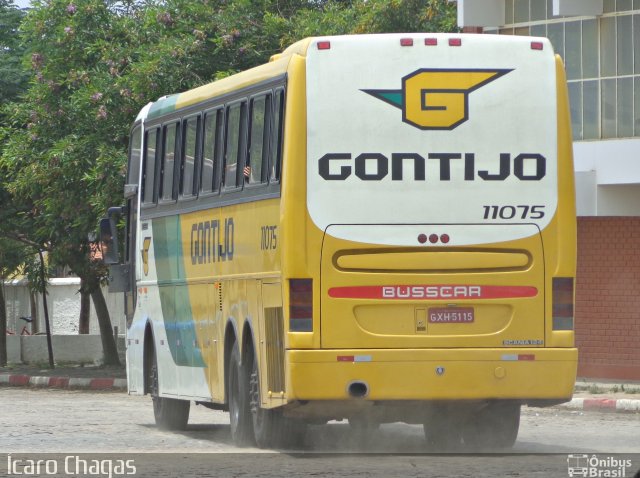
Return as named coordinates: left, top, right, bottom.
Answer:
left=0, top=373, right=126, bottom=391
left=558, top=397, right=640, bottom=412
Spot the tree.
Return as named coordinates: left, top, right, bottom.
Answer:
left=0, top=237, right=31, bottom=366
left=0, top=0, right=28, bottom=111
left=0, top=0, right=130, bottom=365
left=0, top=0, right=457, bottom=368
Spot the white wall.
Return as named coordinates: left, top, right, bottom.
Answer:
left=2, top=278, right=124, bottom=336
left=5, top=335, right=126, bottom=365
left=573, top=139, right=640, bottom=217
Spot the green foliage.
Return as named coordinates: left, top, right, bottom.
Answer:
left=0, top=0, right=28, bottom=107
left=0, top=0, right=28, bottom=119
left=0, top=0, right=458, bottom=282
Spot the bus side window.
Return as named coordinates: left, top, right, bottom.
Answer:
left=181, top=115, right=200, bottom=198
left=224, top=101, right=247, bottom=189
left=160, top=122, right=179, bottom=201
left=142, top=128, right=158, bottom=205
left=128, top=125, right=142, bottom=187
left=247, top=94, right=271, bottom=185
left=270, top=89, right=285, bottom=183
left=201, top=109, right=223, bottom=194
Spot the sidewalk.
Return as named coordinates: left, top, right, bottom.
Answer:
left=560, top=378, right=640, bottom=413
left=0, top=364, right=126, bottom=391
left=1, top=364, right=639, bottom=413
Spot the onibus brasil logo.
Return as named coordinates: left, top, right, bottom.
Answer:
left=362, top=68, right=512, bottom=130
left=567, top=454, right=634, bottom=477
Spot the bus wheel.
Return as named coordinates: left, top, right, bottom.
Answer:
left=148, top=347, right=190, bottom=430
left=423, top=414, right=463, bottom=451
left=249, top=351, right=306, bottom=449
left=462, top=402, right=520, bottom=450
left=228, top=342, right=254, bottom=446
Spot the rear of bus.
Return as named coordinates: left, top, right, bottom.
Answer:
left=282, top=33, right=577, bottom=441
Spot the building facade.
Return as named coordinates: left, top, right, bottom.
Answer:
left=456, top=0, right=640, bottom=380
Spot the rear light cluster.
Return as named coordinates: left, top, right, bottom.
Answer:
left=417, top=233, right=450, bottom=245
left=552, top=277, right=574, bottom=330
left=289, top=279, right=313, bottom=332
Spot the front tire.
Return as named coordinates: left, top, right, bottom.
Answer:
left=148, top=346, right=190, bottom=430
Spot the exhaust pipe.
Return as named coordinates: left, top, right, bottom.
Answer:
left=347, top=381, right=369, bottom=398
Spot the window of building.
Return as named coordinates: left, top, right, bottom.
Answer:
left=496, top=4, right=640, bottom=140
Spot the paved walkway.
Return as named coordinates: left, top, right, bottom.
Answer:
left=1, top=364, right=639, bottom=412
left=0, top=364, right=126, bottom=390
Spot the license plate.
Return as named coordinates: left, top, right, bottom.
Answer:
left=428, top=307, right=475, bottom=323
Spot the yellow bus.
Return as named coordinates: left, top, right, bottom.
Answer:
left=102, top=33, right=577, bottom=450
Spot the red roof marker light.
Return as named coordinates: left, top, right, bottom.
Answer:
left=449, top=38, right=462, bottom=47
left=317, top=41, right=331, bottom=50
left=400, top=38, right=414, bottom=46
left=531, top=41, right=544, bottom=50
left=425, top=38, right=438, bottom=46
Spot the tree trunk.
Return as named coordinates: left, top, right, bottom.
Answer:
left=29, top=290, right=38, bottom=334
left=78, top=286, right=90, bottom=334
left=0, top=281, right=7, bottom=366
left=90, top=286, right=120, bottom=366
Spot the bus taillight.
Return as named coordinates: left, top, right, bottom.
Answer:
left=552, top=278, right=574, bottom=330
left=290, top=279, right=313, bottom=332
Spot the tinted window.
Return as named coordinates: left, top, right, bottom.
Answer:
left=224, top=101, right=246, bottom=189
left=270, top=90, right=285, bottom=182
left=161, top=122, right=179, bottom=201
left=182, top=116, right=199, bottom=198
left=201, top=109, right=222, bottom=194
left=143, top=128, right=158, bottom=204
left=128, top=125, right=142, bottom=186
left=247, top=95, right=271, bottom=185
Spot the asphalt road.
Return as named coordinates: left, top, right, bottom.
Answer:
left=1, top=388, right=639, bottom=477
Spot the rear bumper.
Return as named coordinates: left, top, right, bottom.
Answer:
left=286, top=348, right=577, bottom=402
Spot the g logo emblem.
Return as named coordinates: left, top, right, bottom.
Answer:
left=363, top=68, right=512, bottom=130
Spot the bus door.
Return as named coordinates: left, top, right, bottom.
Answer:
left=123, top=124, right=142, bottom=325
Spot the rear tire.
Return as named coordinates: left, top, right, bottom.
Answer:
left=423, top=417, right=463, bottom=451
left=250, top=348, right=306, bottom=449
left=462, top=402, right=521, bottom=450
left=228, top=342, right=254, bottom=446
left=148, top=346, right=190, bottom=430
